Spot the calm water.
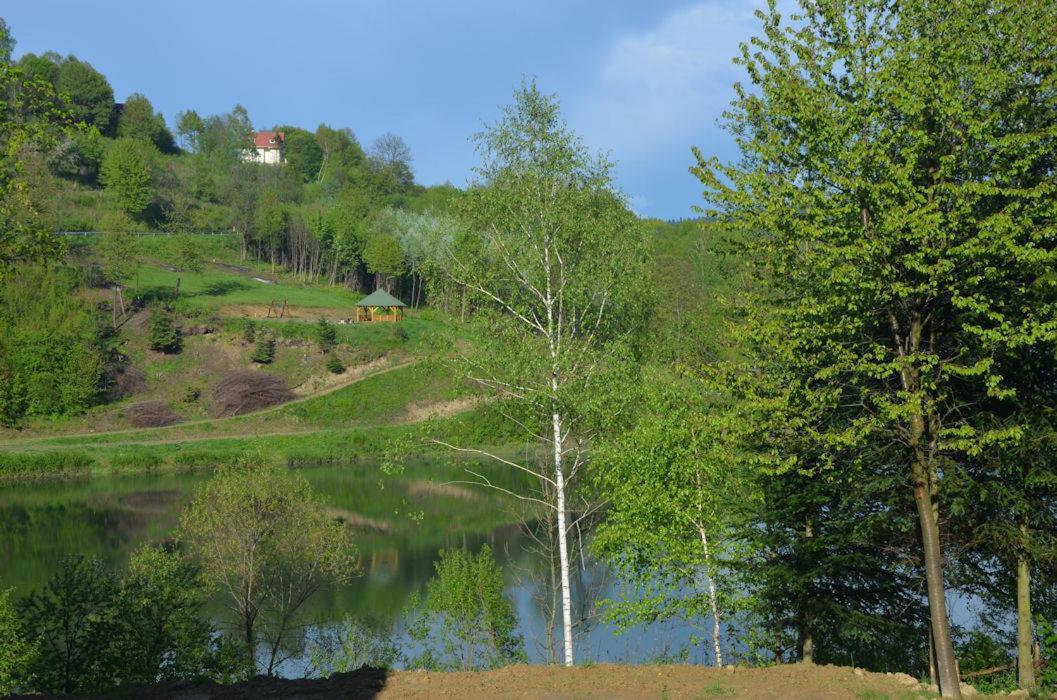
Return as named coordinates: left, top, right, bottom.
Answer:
left=0, top=462, right=705, bottom=673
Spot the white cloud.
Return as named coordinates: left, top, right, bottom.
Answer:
left=571, top=1, right=771, bottom=164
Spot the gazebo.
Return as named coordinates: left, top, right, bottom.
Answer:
left=355, top=289, right=406, bottom=323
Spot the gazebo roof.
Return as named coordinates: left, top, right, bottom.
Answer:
left=356, top=289, right=407, bottom=307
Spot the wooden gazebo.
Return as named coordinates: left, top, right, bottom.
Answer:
left=355, top=289, right=406, bottom=323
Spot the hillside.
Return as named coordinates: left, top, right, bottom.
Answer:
left=0, top=233, right=501, bottom=478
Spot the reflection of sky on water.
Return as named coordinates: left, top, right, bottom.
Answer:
left=0, top=463, right=985, bottom=677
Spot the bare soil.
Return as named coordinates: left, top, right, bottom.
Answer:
left=111, top=663, right=973, bottom=700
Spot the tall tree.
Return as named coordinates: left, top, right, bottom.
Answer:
left=117, top=93, right=174, bottom=152
left=55, top=56, right=114, bottom=132
left=693, top=1, right=1057, bottom=695
left=179, top=464, right=358, bottom=677
left=442, top=81, right=647, bottom=666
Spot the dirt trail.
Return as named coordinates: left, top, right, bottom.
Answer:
left=118, top=662, right=975, bottom=700
left=0, top=359, right=418, bottom=450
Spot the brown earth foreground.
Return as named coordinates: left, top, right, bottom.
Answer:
left=90, top=663, right=1010, bottom=700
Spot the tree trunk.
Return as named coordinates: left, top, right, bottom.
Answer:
left=552, top=405, right=574, bottom=667
left=912, top=460, right=960, bottom=698
left=697, top=525, right=723, bottom=667
left=1017, top=541, right=1036, bottom=692
left=799, top=516, right=814, bottom=664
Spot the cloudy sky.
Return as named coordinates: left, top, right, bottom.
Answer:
left=4, top=0, right=775, bottom=219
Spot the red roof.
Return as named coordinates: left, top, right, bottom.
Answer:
left=253, top=131, right=285, bottom=149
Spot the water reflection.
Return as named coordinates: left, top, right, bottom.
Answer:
left=0, top=463, right=705, bottom=672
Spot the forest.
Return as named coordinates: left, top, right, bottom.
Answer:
left=1, top=2, right=1057, bottom=699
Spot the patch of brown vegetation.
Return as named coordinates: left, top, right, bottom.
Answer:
left=107, top=365, right=147, bottom=399
left=219, top=304, right=354, bottom=320
left=115, top=662, right=957, bottom=700
left=292, top=357, right=390, bottom=397
left=127, top=401, right=184, bottom=427
left=213, top=371, right=294, bottom=416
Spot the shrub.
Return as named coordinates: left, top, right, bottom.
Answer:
left=212, top=371, right=293, bottom=416
left=183, top=385, right=201, bottom=403
left=250, top=335, right=275, bottom=364
left=147, top=305, right=181, bottom=353
left=0, top=267, right=106, bottom=424
left=315, top=317, right=337, bottom=353
left=406, top=545, right=524, bottom=671
left=326, top=354, right=345, bottom=374
left=0, top=588, right=35, bottom=696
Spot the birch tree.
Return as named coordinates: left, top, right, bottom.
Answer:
left=694, top=1, right=1057, bottom=695
left=593, top=372, right=757, bottom=667
left=441, top=81, right=647, bottom=666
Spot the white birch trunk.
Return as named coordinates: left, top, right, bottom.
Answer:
left=552, top=405, right=574, bottom=666
left=698, top=525, right=723, bottom=667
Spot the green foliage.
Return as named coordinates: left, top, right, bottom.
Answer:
left=171, top=232, right=204, bottom=274
left=0, top=589, right=35, bottom=696
left=0, top=267, right=105, bottom=424
left=280, top=127, right=324, bottom=182
left=594, top=371, right=757, bottom=664
left=307, top=617, right=401, bottom=676
left=363, top=230, right=405, bottom=279
left=407, top=546, right=524, bottom=671
left=1039, top=617, right=1057, bottom=691
left=100, top=138, right=154, bottom=220
left=12, top=550, right=235, bottom=695
left=954, top=630, right=1016, bottom=695
left=55, top=55, right=114, bottom=132
left=95, top=229, right=140, bottom=283
left=315, top=317, right=337, bottom=353
left=116, top=92, right=174, bottom=152
left=0, top=62, right=67, bottom=271
left=148, top=304, right=181, bottom=353
left=104, top=546, right=238, bottom=686
left=178, top=464, right=359, bottom=676
left=251, top=333, right=275, bottom=364
left=18, top=555, right=116, bottom=694
left=325, top=353, right=344, bottom=374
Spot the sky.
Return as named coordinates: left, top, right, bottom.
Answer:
left=3, top=0, right=775, bottom=220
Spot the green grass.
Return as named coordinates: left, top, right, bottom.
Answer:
left=132, top=264, right=364, bottom=311
left=0, top=402, right=521, bottom=480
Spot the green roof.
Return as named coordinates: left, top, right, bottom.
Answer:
left=357, top=289, right=406, bottom=307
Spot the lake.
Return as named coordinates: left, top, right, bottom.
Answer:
left=0, top=461, right=706, bottom=674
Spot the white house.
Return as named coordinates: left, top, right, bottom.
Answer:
left=242, top=131, right=285, bottom=164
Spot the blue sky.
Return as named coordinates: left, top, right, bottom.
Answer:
left=4, top=1, right=773, bottom=219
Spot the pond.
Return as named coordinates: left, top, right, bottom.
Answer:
left=0, top=462, right=705, bottom=674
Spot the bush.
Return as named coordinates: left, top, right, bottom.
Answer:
left=315, top=317, right=337, bottom=354
left=0, top=267, right=107, bottom=424
left=250, top=334, right=275, bottom=364
left=326, top=354, right=345, bottom=374
left=13, top=551, right=237, bottom=695
left=212, top=371, right=293, bottom=416
left=183, top=385, right=201, bottom=403
left=406, top=545, right=524, bottom=671
left=148, top=305, right=181, bottom=353
left=0, top=588, right=34, bottom=696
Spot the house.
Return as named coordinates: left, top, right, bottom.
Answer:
left=354, top=289, right=406, bottom=323
left=242, top=131, right=285, bottom=164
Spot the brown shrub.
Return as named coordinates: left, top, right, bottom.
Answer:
left=212, top=371, right=294, bottom=417
left=105, top=365, right=147, bottom=400
left=128, top=401, right=184, bottom=428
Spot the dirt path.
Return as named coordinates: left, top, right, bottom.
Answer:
left=0, top=359, right=419, bottom=450
left=123, top=662, right=970, bottom=699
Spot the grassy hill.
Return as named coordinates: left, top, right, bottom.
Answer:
left=0, top=234, right=503, bottom=479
